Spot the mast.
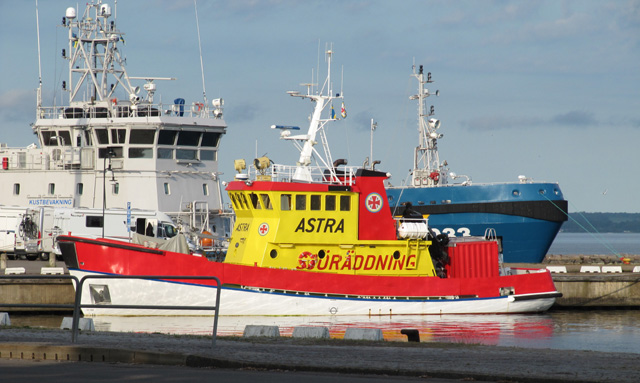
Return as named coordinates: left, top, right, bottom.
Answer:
left=410, top=65, right=442, bottom=187
left=285, top=47, right=343, bottom=182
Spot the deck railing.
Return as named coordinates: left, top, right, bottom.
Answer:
left=0, top=274, right=222, bottom=347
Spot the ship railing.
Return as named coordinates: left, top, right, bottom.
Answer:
left=0, top=274, right=222, bottom=348
left=245, top=164, right=357, bottom=185
left=0, top=146, right=95, bottom=171
left=36, top=101, right=223, bottom=120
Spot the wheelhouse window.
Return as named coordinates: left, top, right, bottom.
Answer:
left=200, top=150, right=216, bottom=161
left=158, top=130, right=178, bottom=145
left=281, top=194, right=292, bottom=211
left=340, top=195, right=350, bottom=211
left=177, top=131, right=201, bottom=146
left=42, top=131, right=72, bottom=146
left=129, top=148, right=153, bottom=158
left=95, top=129, right=109, bottom=144
left=261, top=194, right=273, bottom=210
left=176, top=149, right=197, bottom=160
left=249, top=193, right=262, bottom=209
left=310, top=195, right=321, bottom=211
left=98, top=147, right=123, bottom=158
left=157, top=148, right=173, bottom=159
left=129, top=129, right=155, bottom=144
left=201, top=132, right=221, bottom=147
left=295, top=195, right=306, bottom=210
left=325, top=195, right=336, bottom=211
left=110, top=129, right=127, bottom=144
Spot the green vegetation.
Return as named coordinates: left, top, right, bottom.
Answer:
left=562, top=213, right=640, bottom=233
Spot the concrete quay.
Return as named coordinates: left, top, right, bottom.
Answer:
left=1, top=328, right=640, bottom=383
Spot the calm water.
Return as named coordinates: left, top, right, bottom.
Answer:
left=6, top=233, right=639, bottom=354
left=8, top=310, right=640, bottom=354
left=548, top=232, right=640, bottom=255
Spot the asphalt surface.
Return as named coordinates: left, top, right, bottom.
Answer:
left=1, top=328, right=639, bottom=383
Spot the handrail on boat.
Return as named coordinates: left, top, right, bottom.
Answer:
left=0, top=274, right=222, bottom=348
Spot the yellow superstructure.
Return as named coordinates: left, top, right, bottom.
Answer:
left=225, top=182, right=437, bottom=277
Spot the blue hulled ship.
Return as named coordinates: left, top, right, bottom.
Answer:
left=386, top=65, right=568, bottom=264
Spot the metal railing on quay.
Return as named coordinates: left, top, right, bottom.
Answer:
left=0, top=274, right=222, bottom=348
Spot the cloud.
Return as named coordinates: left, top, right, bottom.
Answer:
left=550, top=110, right=597, bottom=126
left=460, top=110, right=602, bottom=130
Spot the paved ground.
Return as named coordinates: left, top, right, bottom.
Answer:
left=1, top=328, right=639, bottom=382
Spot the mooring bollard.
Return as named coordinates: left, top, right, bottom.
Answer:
left=401, top=328, right=420, bottom=342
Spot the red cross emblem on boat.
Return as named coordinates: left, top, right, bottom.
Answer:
left=365, top=192, right=383, bottom=213
left=258, top=222, right=269, bottom=236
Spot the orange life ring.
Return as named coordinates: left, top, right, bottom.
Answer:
left=111, top=98, right=117, bottom=105
left=195, top=102, right=203, bottom=112
left=297, top=251, right=317, bottom=270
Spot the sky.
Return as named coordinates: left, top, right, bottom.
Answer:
left=1, top=0, right=639, bottom=213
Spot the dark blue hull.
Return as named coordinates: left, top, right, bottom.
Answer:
left=386, top=182, right=568, bottom=263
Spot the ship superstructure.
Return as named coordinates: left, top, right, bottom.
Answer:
left=0, top=1, right=228, bottom=239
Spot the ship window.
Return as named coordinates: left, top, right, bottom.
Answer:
left=84, top=130, right=93, bottom=145
left=110, top=129, right=127, bottom=144
left=325, top=195, right=336, bottom=211
left=310, top=195, right=321, bottom=211
left=112, top=182, right=119, bottom=195
left=95, top=129, right=109, bottom=144
left=157, top=148, right=173, bottom=159
left=229, top=193, right=239, bottom=209
left=340, top=195, right=350, bottom=211
left=203, top=184, right=209, bottom=196
left=201, top=132, right=221, bottom=147
left=129, top=148, right=153, bottom=158
left=129, top=129, right=155, bottom=144
left=158, top=130, right=178, bottom=145
left=86, top=216, right=103, bottom=228
left=249, top=193, right=261, bottom=209
left=77, top=183, right=83, bottom=195
left=261, top=194, right=272, bottom=210
left=238, top=193, right=249, bottom=209
left=42, top=131, right=72, bottom=146
left=295, top=195, right=306, bottom=210
left=164, top=183, right=170, bottom=195
left=176, top=149, right=197, bottom=160
left=13, top=183, right=20, bottom=195
left=76, top=135, right=82, bottom=147
left=177, top=131, right=201, bottom=146
left=280, top=194, right=292, bottom=211
left=200, top=150, right=216, bottom=161
left=98, top=147, right=123, bottom=158
left=48, top=183, right=55, bottom=195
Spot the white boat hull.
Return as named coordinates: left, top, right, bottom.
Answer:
left=70, top=270, right=556, bottom=317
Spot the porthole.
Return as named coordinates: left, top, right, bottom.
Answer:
left=512, top=189, right=520, bottom=196
left=270, top=249, right=278, bottom=259
left=318, top=250, right=326, bottom=259
left=393, top=251, right=400, bottom=260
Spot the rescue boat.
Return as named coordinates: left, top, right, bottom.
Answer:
left=58, top=48, right=561, bottom=316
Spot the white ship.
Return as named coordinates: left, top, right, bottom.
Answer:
left=0, top=1, right=229, bottom=246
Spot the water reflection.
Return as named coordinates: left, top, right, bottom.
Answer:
left=9, top=310, right=640, bottom=354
